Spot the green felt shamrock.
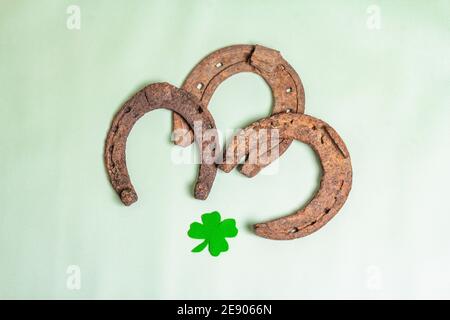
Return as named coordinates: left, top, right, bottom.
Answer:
left=188, top=211, right=238, bottom=257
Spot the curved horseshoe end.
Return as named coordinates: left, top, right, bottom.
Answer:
left=217, top=163, right=234, bottom=173
left=254, top=222, right=305, bottom=240
left=253, top=223, right=270, bottom=238
left=254, top=223, right=279, bottom=240
left=194, top=182, right=210, bottom=200
left=120, top=188, right=138, bottom=206
left=173, top=131, right=194, bottom=147
left=239, top=163, right=261, bottom=178
left=172, top=113, right=194, bottom=147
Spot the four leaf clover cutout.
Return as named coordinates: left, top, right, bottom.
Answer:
left=188, top=211, right=238, bottom=257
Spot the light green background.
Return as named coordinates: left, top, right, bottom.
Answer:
left=0, top=0, right=449, bottom=299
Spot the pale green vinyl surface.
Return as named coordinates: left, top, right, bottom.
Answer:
left=0, top=0, right=449, bottom=299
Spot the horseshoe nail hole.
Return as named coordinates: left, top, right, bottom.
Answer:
left=112, top=125, right=118, bottom=133
left=320, top=135, right=325, bottom=144
left=324, top=208, right=331, bottom=214
left=339, top=180, right=344, bottom=190
left=197, top=106, right=203, bottom=113
left=289, top=227, right=299, bottom=234
left=109, top=145, right=114, bottom=153
left=196, top=83, right=204, bottom=90
left=286, top=87, right=293, bottom=93
left=312, top=126, right=317, bottom=131
left=290, top=120, right=294, bottom=124
left=124, top=107, right=131, bottom=113
left=215, top=62, right=223, bottom=68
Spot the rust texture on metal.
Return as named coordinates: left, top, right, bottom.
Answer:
left=172, top=44, right=306, bottom=177
left=219, top=113, right=352, bottom=240
left=105, top=82, right=219, bottom=206
left=104, top=44, right=352, bottom=241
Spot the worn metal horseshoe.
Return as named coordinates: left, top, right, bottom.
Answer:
left=105, top=82, right=219, bottom=205
left=172, top=44, right=306, bottom=177
left=219, top=113, right=352, bottom=240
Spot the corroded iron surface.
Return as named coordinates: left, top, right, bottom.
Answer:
left=104, top=45, right=353, bottom=241
left=219, top=113, right=352, bottom=240
left=105, top=82, right=219, bottom=205
left=173, top=44, right=305, bottom=177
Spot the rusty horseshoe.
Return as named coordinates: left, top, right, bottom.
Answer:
left=172, top=44, right=305, bottom=177
left=104, top=45, right=352, bottom=241
left=219, top=113, right=352, bottom=240
left=105, top=82, right=219, bottom=205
